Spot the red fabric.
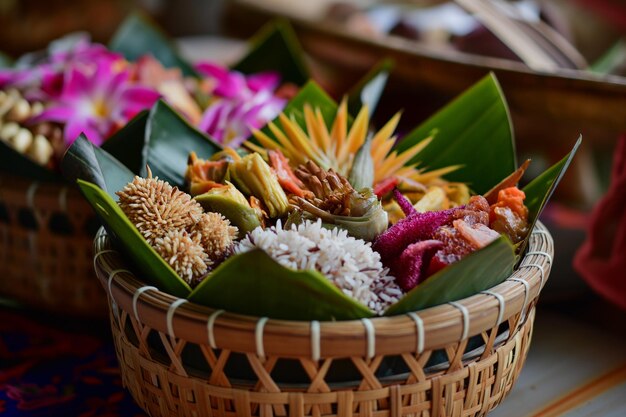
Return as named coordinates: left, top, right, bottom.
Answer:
left=573, top=0, right=626, bottom=33
left=574, top=135, right=626, bottom=310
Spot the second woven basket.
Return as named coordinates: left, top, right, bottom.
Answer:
left=0, top=173, right=107, bottom=317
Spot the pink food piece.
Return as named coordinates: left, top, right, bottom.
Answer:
left=373, top=207, right=457, bottom=263
left=453, top=219, right=500, bottom=249
left=393, top=188, right=417, bottom=217
left=490, top=206, right=528, bottom=243
left=391, top=239, right=443, bottom=291
left=452, top=195, right=490, bottom=226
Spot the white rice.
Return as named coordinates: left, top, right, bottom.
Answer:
left=234, top=219, right=402, bottom=315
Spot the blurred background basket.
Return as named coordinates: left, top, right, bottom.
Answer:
left=93, top=222, right=553, bottom=417
left=0, top=173, right=107, bottom=317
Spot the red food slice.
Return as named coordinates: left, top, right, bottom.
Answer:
left=374, top=177, right=399, bottom=198
left=268, top=149, right=309, bottom=198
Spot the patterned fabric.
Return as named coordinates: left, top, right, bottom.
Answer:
left=0, top=307, right=146, bottom=417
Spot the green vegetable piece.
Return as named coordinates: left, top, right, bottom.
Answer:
left=333, top=201, right=388, bottom=242
left=230, top=153, right=290, bottom=218
left=195, top=182, right=262, bottom=235
left=296, top=187, right=388, bottom=241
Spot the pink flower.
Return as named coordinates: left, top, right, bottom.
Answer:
left=195, top=62, right=286, bottom=147
left=134, top=55, right=202, bottom=124
left=1, top=35, right=120, bottom=100
left=31, top=61, right=160, bottom=146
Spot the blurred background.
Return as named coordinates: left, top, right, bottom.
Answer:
left=1, top=2, right=625, bottom=416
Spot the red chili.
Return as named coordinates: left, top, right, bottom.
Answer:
left=374, top=177, right=399, bottom=199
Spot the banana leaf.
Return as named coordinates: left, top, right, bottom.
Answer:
left=0, top=141, right=62, bottom=182
left=101, top=111, right=149, bottom=176
left=520, top=136, right=581, bottom=254
left=61, top=134, right=135, bottom=200
left=146, top=100, right=222, bottom=185
left=102, top=100, right=221, bottom=185
left=347, top=59, right=393, bottom=117
left=396, top=73, right=515, bottom=195
left=233, top=19, right=309, bottom=86
left=109, top=11, right=199, bottom=77
left=282, top=80, right=338, bottom=125
left=188, top=249, right=373, bottom=320
left=77, top=179, right=191, bottom=297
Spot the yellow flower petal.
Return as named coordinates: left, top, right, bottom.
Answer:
left=339, top=105, right=369, bottom=169
left=371, top=112, right=401, bottom=156
left=330, top=98, right=348, bottom=157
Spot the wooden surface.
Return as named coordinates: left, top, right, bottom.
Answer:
left=490, top=298, right=626, bottom=417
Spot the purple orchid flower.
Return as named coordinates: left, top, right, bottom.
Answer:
left=31, top=61, right=160, bottom=146
left=195, top=62, right=286, bottom=147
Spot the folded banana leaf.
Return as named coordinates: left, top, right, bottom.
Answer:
left=63, top=135, right=191, bottom=297
left=78, top=179, right=191, bottom=298
left=109, top=12, right=199, bottom=77
left=188, top=249, right=373, bottom=320
left=101, top=100, right=221, bottom=185
left=232, top=19, right=309, bottom=85
left=397, top=73, right=515, bottom=195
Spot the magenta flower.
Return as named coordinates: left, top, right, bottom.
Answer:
left=1, top=35, right=120, bottom=100
left=31, top=61, right=160, bottom=146
left=195, top=62, right=286, bottom=147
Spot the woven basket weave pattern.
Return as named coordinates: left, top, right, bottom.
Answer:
left=94, top=224, right=553, bottom=417
left=0, top=174, right=107, bottom=316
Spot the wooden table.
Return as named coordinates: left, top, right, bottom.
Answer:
left=491, top=298, right=626, bottom=417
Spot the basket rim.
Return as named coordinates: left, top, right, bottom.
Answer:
left=93, top=222, right=553, bottom=359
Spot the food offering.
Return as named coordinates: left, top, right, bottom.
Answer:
left=67, top=73, right=579, bottom=320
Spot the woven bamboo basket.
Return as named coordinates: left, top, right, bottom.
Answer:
left=0, top=173, right=107, bottom=317
left=93, top=223, right=553, bottom=417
